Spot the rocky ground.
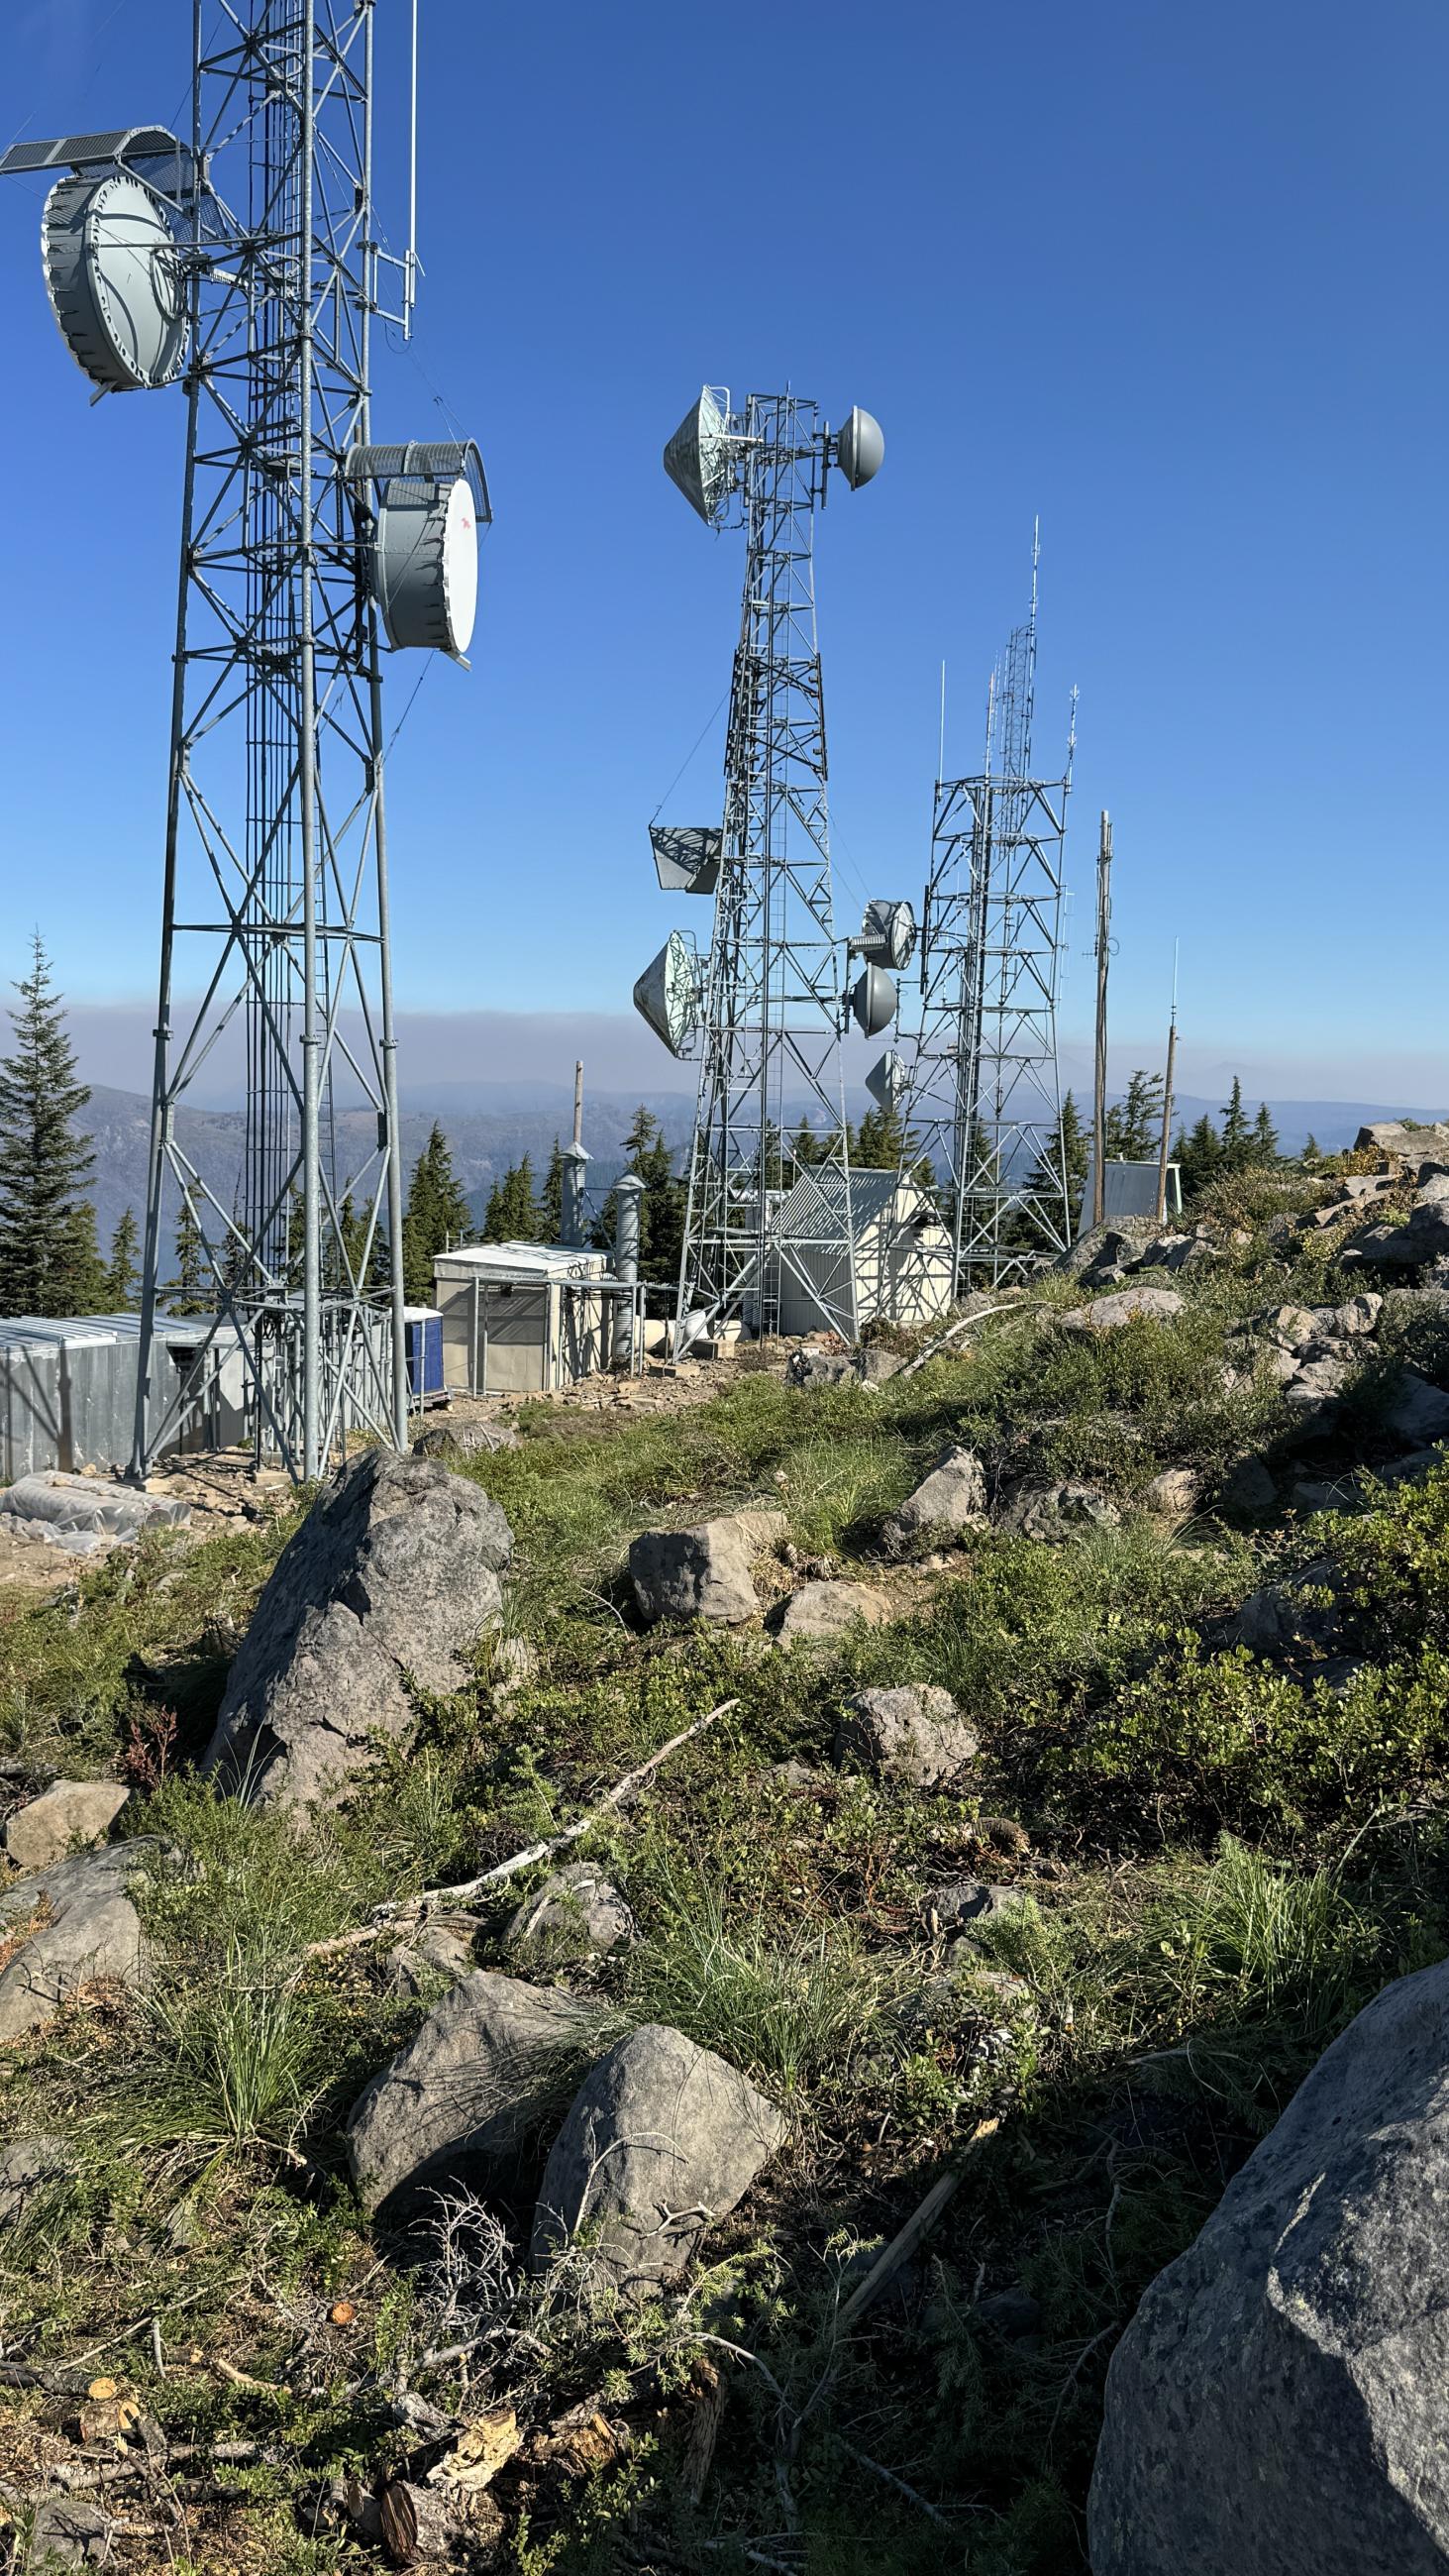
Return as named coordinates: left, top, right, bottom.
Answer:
left=4, top=1142, right=1449, bottom=2569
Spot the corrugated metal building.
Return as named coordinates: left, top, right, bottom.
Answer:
left=0, top=1313, right=256, bottom=1479
left=0, top=1316, right=146, bottom=1480
left=774, top=1168, right=955, bottom=1339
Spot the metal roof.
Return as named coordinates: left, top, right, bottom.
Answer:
left=435, top=1241, right=609, bottom=1284
left=776, top=1167, right=914, bottom=1239
left=0, top=1314, right=143, bottom=1353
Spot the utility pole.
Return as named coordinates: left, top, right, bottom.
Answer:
left=1091, top=809, right=1112, bottom=1229
left=1155, top=943, right=1179, bottom=1226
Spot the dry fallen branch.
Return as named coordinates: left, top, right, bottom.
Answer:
left=304, top=1698, right=739, bottom=1962
left=835, top=2126, right=998, bottom=2337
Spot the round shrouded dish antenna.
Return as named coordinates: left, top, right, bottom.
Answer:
left=634, top=930, right=701, bottom=1058
left=373, top=475, right=478, bottom=654
left=664, top=388, right=734, bottom=524
left=43, top=170, right=185, bottom=391
left=835, top=406, right=884, bottom=490
left=856, top=899, right=916, bottom=973
left=850, top=963, right=897, bottom=1039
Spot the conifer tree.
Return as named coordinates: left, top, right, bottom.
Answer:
left=164, top=1200, right=211, bottom=1314
left=0, top=935, right=99, bottom=1316
left=592, top=1108, right=685, bottom=1284
left=1178, top=1114, right=1223, bottom=1199
left=540, top=1137, right=565, bottom=1239
left=1218, top=1076, right=1253, bottom=1170
left=402, top=1124, right=471, bottom=1299
left=105, top=1208, right=140, bottom=1308
left=1251, top=1102, right=1280, bottom=1164
left=62, top=1205, right=109, bottom=1315
left=481, top=1155, right=543, bottom=1245
left=1104, top=1069, right=1164, bottom=1163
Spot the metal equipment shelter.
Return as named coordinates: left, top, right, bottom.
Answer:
left=433, top=1245, right=646, bottom=1397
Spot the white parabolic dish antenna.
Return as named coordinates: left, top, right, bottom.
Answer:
left=634, top=930, right=701, bottom=1058
left=43, top=170, right=184, bottom=391
left=373, top=474, right=478, bottom=654
left=663, top=388, right=734, bottom=524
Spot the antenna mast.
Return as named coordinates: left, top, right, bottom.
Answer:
left=0, top=9, right=490, bottom=1484
left=638, top=389, right=892, bottom=1346
left=909, top=536, right=1074, bottom=1288
left=1091, top=810, right=1113, bottom=1229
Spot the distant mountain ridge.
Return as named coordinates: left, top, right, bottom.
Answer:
left=75, top=1083, right=1439, bottom=1276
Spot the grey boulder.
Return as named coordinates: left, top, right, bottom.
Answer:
left=1235, top=1556, right=1341, bottom=1658
left=0, top=1841, right=161, bottom=2041
left=1088, top=1951, right=1449, bottom=2576
left=1005, top=1480, right=1121, bottom=1540
left=0, top=2134, right=72, bottom=2224
left=1252, top=1303, right=1319, bottom=1351
left=505, top=1863, right=636, bottom=1957
left=347, top=1969, right=607, bottom=2216
left=880, top=1446, right=986, bottom=1556
left=836, top=1685, right=978, bottom=1787
left=24, top=2498, right=114, bottom=2566
left=1381, top=1367, right=1449, bottom=1445
left=5, top=1779, right=130, bottom=1871
left=414, top=1418, right=520, bottom=1458
left=532, top=2023, right=784, bottom=2299
left=922, top=1879, right=1025, bottom=1930
left=629, top=1518, right=760, bottom=1626
left=202, top=1449, right=512, bottom=1809
left=773, top=1579, right=892, bottom=1643
left=1311, top=1293, right=1383, bottom=1339
left=1060, top=1286, right=1186, bottom=1335
left=1217, top=1457, right=1277, bottom=1516
left=785, top=1345, right=900, bottom=1388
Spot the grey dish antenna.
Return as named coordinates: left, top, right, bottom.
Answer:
left=43, top=169, right=185, bottom=391
left=835, top=406, right=884, bottom=490
left=663, top=387, right=735, bottom=524
left=850, top=964, right=898, bottom=1039
left=866, top=1049, right=905, bottom=1114
left=634, top=930, right=702, bottom=1058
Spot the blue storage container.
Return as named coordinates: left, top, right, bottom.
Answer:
left=402, top=1306, right=445, bottom=1399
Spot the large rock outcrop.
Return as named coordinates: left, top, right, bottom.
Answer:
left=1088, top=1952, right=1449, bottom=2574
left=0, top=1842, right=161, bottom=2041
left=202, top=1450, right=512, bottom=1808
left=532, top=2023, right=784, bottom=2300
left=347, top=1970, right=606, bottom=2216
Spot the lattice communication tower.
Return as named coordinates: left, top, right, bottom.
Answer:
left=0, top=4, right=488, bottom=1483
left=635, top=388, right=901, bottom=1345
left=909, top=551, right=1074, bottom=1288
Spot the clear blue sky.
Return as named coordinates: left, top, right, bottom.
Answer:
left=0, top=0, right=1445, bottom=1102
